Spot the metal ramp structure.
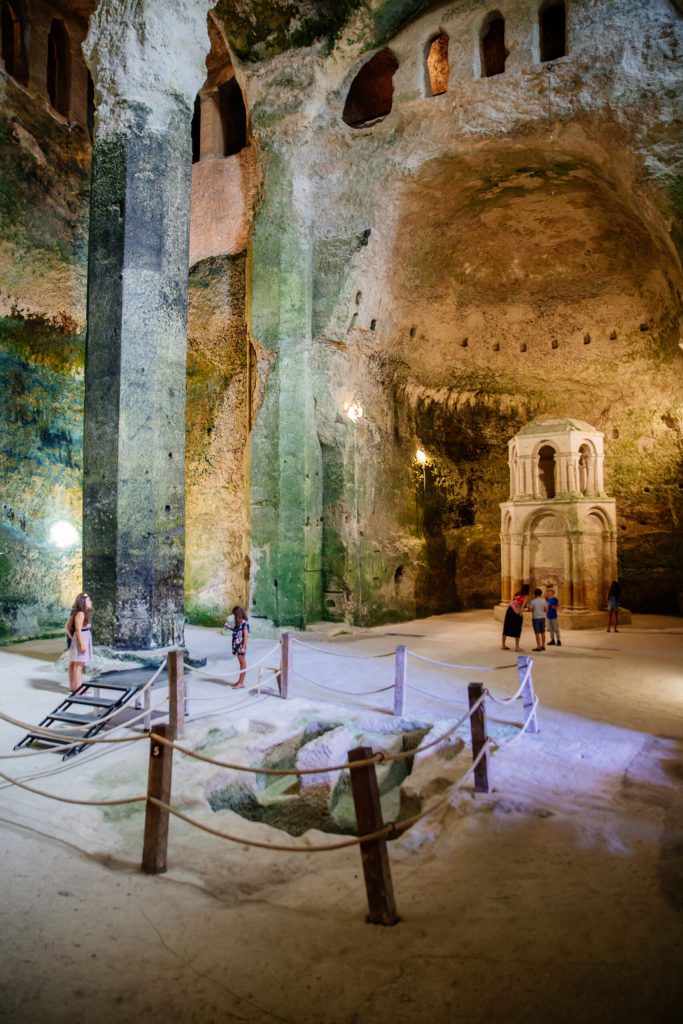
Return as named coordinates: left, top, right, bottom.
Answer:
left=13, top=672, right=158, bottom=759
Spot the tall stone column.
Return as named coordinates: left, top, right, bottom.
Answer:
left=82, top=1, right=211, bottom=648
left=249, top=149, right=322, bottom=628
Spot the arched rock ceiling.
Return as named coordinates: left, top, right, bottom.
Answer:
left=386, top=144, right=683, bottom=382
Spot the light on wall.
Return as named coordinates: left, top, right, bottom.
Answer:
left=416, top=448, right=427, bottom=465
left=347, top=401, right=364, bottom=422
left=49, top=520, right=80, bottom=548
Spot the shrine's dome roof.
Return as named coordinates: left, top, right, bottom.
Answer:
left=515, top=417, right=599, bottom=438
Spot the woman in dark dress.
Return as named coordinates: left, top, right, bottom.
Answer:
left=502, top=584, right=530, bottom=652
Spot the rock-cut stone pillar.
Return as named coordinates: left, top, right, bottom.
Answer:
left=82, top=1, right=211, bottom=648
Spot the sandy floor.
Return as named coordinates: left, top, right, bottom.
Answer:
left=1, top=611, right=682, bottom=1024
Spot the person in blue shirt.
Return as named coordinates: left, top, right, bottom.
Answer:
left=545, top=586, right=561, bottom=646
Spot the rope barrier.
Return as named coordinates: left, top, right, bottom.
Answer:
left=186, top=643, right=281, bottom=681
left=147, top=693, right=485, bottom=777
left=0, top=709, right=151, bottom=745
left=406, top=651, right=507, bottom=672
left=184, top=694, right=270, bottom=725
left=403, top=680, right=468, bottom=703
left=0, top=766, right=146, bottom=806
left=148, top=797, right=393, bottom=852
left=0, top=691, right=169, bottom=763
left=292, top=668, right=395, bottom=697
left=291, top=637, right=394, bottom=660
left=146, top=735, right=495, bottom=855
left=149, top=730, right=381, bottom=775
left=483, top=663, right=532, bottom=706
left=490, top=697, right=539, bottom=746
left=391, top=738, right=493, bottom=834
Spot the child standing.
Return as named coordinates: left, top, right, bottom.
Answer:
left=227, top=605, right=249, bottom=688
left=545, top=586, right=561, bottom=646
left=529, top=588, right=547, bottom=652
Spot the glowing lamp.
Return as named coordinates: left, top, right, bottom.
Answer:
left=49, top=520, right=80, bottom=548
left=347, top=401, right=364, bottom=422
left=416, top=448, right=427, bottom=465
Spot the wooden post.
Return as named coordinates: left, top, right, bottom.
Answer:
left=141, top=723, right=173, bottom=875
left=279, top=632, right=292, bottom=700
left=168, top=650, right=185, bottom=739
left=393, top=645, right=407, bottom=717
left=518, top=655, right=539, bottom=734
left=467, top=683, right=490, bottom=793
left=349, top=745, right=398, bottom=926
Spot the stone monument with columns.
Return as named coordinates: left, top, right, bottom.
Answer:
left=495, top=417, right=629, bottom=629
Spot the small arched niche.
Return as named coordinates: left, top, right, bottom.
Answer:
left=425, top=32, right=449, bottom=96
left=47, top=18, right=70, bottom=117
left=1, top=1, right=27, bottom=84
left=538, top=444, right=557, bottom=499
left=220, top=77, right=247, bottom=156
left=191, top=95, right=202, bottom=163
left=539, top=0, right=567, bottom=63
left=577, top=441, right=598, bottom=495
left=342, top=48, right=399, bottom=128
left=480, top=12, right=507, bottom=78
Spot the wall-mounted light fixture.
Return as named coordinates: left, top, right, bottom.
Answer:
left=347, top=401, right=364, bottom=422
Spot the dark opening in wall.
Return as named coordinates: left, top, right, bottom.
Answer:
left=342, top=48, right=399, bottom=128
left=480, top=12, right=507, bottom=78
left=47, top=18, right=70, bottom=117
left=191, top=94, right=201, bottom=163
left=540, top=1, right=566, bottom=62
left=219, top=77, right=247, bottom=156
left=538, top=445, right=556, bottom=499
left=1, top=1, right=27, bottom=85
left=86, top=70, right=95, bottom=141
left=425, top=32, right=449, bottom=96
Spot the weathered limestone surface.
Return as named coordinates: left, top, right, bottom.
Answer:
left=235, top=0, right=683, bottom=622
left=248, top=142, right=323, bottom=628
left=189, top=148, right=258, bottom=266
left=0, top=55, right=90, bottom=638
left=186, top=255, right=250, bottom=624
left=82, top=0, right=212, bottom=647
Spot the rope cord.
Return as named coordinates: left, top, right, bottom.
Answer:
left=0, top=708, right=151, bottom=745
left=148, top=797, right=393, bottom=852
left=149, top=731, right=381, bottom=775
left=186, top=643, right=281, bottom=681
left=147, top=693, right=485, bottom=777
left=292, top=668, right=394, bottom=697
left=184, top=695, right=270, bottom=726
left=483, top=663, right=532, bottom=706
left=391, top=739, right=493, bottom=834
left=290, top=637, right=394, bottom=660
left=406, top=651, right=505, bottom=672
left=0, top=690, right=169, bottom=760
left=148, top=737, right=495, bottom=854
left=0, top=766, right=146, bottom=806
left=188, top=669, right=281, bottom=701
left=491, top=697, right=539, bottom=746
left=403, top=680, right=468, bottom=703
